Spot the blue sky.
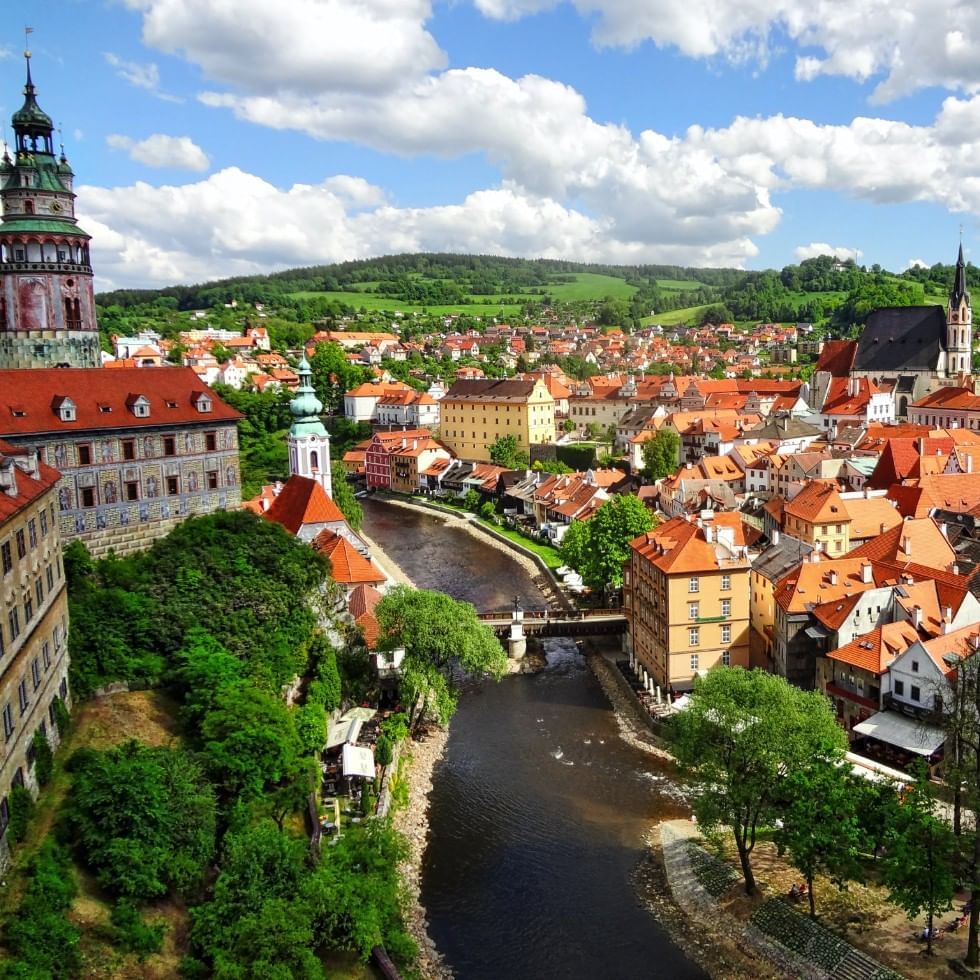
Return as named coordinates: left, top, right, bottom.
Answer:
left=2, top=0, right=979, bottom=290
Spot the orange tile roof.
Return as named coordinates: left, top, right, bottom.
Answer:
left=847, top=516, right=957, bottom=569
left=629, top=514, right=749, bottom=574
left=827, top=621, right=922, bottom=674
left=843, top=496, right=903, bottom=541
left=783, top=481, right=850, bottom=524
left=262, top=476, right=346, bottom=535
left=0, top=441, right=60, bottom=523
left=349, top=583, right=383, bottom=620
left=312, top=530, right=386, bottom=585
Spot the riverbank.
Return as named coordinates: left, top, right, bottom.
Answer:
left=360, top=528, right=451, bottom=979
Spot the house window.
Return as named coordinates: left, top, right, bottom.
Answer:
left=690, top=653, right=699, bottom=671
left=721, top=624, right=731, bottom=644
left=894, top=679, right=905, bottom=697
left=688, top=602, right=699, bottom=620
left=689, top=576, right=699, bottom=593
left=39, top=508, right=47, bottom=536
left=15, top=529, right=26, bottom=559
left=8, top=608, right=19, bottom=641
left=163, top=436, right=176, bottom=456
left=1, top=541, right=10, bottom=574
left=722, top=650, right=731, bottom=666
left=48, top=701, right=58, bottom=727
left=166, top=476, right=180, bottom=496
left=122, top=439, right=136, bottom=460
left=77, top=444, right=92, bottom=465
left=35, top=579, right=43, bottom=607
left=689, top=627, right=700, bottom=646
left=2, top=705, right=12, bottom=740
left=24, top=595, right=32, bottom=624
left=206, top=471, right=219, bottom=490
left=205, top=432, right=217, bottom=452
left=80, top=487, right=96, bottom=508
left=42, top=641, right=50, bottom=670
left=125, top=481, right=140, bottom=501
left=45, top=564, right=54, bottom=591
left=911, top=660, right=919, bottom=673
left=18, top=680, right=28, bottom=714
left=721, top=599, right=731, bottom=617
left=31, top=658, right=40, bottom=690
left=27, top=518, right=37, bottom=549
left=911, top=685, right=921, bottom=702
left=59, top=678, right=67, bottom=700
left=721, top=574, right=731, bottom=590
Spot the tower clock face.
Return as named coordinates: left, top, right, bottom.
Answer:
left=49, top=201, right=63, bottom=213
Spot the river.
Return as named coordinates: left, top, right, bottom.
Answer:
left=360, top=498, right=705, bottom=980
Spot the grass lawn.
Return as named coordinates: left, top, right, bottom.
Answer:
left=543, top=272, right=637, bottom=302
left=288, top=290, right=524, bottom=317
left=642, top=304, right=712, bottom=326
left=475, top=519, right=564, bottom=569
left=656, top=279, right=704, bottom=291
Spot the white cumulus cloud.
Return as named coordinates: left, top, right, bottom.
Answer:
left=104, top=52, right=182, bottom=102
left=793, top=242, right=863, bottom=261
left=106, top=134, right=210, bottom=172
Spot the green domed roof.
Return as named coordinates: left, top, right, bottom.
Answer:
left=289, top=356, right=328, bottom=437
left=12, top=55, right=53, bottom=134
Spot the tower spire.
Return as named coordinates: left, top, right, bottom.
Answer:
left=951, top=239, right=970, bottom=310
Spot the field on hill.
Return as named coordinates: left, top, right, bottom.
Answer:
left=287, top=290, right=524, bottom=316
left=542, top=272, right=638, bottom=301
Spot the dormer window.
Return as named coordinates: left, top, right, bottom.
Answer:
left=9, top=406, right=26, bottom=418
left=191, top=392, right=213, bottom=413
left=51, top=396, right=76, bottom=422
left=98, top=403, right=112, bottom=414
left=126, top=394, right=151, bottom=418
left=166, top=400, right=178, bottom=409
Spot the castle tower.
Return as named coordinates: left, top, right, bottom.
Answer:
left=0, top=51, right=100, bottom=369
left=947, top=242, right=972, bottom=377
left=287, top=356, right=332, bottom=496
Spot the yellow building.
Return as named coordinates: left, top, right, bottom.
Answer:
left=440, top=379, right=555, bottom=462
left=781, top=481, right=851, bottom=556
left=0, top=441, right=70, bottom=869
left=624, top=513, right=750, bottom=693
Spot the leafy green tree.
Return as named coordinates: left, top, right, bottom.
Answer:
left=463, top=488, right=481, bottom=512
left=310, top=342, right=371, bottom=410
left=294, top=703, right=327, bottom=755
left=307, top=636, right=342, bottom=712
left=69, top=741, right=217, bottom=899
left=32, top=730, right=53, bottom=788
left=560, top=494, right=654, bottom=591
left=882, top=763, right=957, bottom=955
left=376, top=585, right=507, bottom=729
left=775, top=762, right=865, bottom=918
left=667, top=667, right=847, bottom=895
left=331, top=470, right=363, bottom=530
left=201, top=686, right=306, bottom=800
left=488, top=433, right=529, bottom=469
left=8, top=785, right=34, bottom=845
left=171, top=629, right=245, bottom=736
left=641, top=429, right=681, bottom=480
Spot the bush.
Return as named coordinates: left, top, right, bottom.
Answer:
left=295, top=703, right=327, bottom=755
left=52, top=697, right=71, bottom=739
left=8, top=785, right=35, bottom=845
left=375, top=734, right=394, bottom=768
left=479, top=501, right=496, bottom=522
left=110, top=900, right=165, bottom=959
left=32, top=731, right=53, bottom=788
left=3, top=840, right=81, bottom=977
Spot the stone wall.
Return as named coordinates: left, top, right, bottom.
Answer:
left=0, top=332, right=100, bottom=370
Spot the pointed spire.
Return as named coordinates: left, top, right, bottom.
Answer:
left=951, top=239, right=970, bottom=310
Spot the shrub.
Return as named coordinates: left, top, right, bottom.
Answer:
left=375, top=734, right=394, bottom=768
left=52, top=696, right=71, bottom=739
left=32, top=731, right=53, bottom=788
left=8, top=785, right=35, bottom=845
left=110, top=900, right=165, bottom=959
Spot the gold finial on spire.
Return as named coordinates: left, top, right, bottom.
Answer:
left=24, top=25, right=33, bottom=58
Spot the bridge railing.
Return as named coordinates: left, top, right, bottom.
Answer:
left=477, top=607, right=623, bottom=621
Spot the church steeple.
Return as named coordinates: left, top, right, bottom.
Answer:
left=12, top=52, right=55, bottom=158
left=287, top=357, right=332, bottom=495
left=947, top=240, right=973, bottom=377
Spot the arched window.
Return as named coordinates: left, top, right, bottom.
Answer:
left=310, top=450, right=319, bottom=472
left=24, top=200, right=33, bottom=215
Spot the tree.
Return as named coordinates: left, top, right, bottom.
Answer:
left=201, top=686, right=306, bottom=800
left=667, top=667, right=847, bottom=895
left=488, top=434, right=529, bottom=469
left=560, top=494, right=654, bottom=591
left=775, top=762, right=865, bottom=918
left=331, top=469, right=363, bottom=531
left=882, top=764, right=957, bottom=955
left=375, top=586, right=507, bottom=729
left=641, top=429, right=681, bottom=480
left=69, top=741, right=217, bottom=899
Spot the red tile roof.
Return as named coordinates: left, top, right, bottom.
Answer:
left=0, top=367, right=241, bottom=435
left=262, top=476, right=346, bottom=535
left=814, top=340, right=858, bottom=377
left=0, top=440, right=60, bottom=523
left=312, top=530, right=386, bottom=585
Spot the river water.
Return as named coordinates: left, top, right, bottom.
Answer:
left=360, top=498, right=704, bottom=980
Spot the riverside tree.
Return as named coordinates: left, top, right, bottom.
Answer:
left=560, top=494, right=654, bottom=592
left=667, top=667, right=847, bottom=895
left=375, top=585, right=507, bottom=730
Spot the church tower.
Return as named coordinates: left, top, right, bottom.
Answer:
left=947, top=242, right=972, bottom=377
left=287, top=356, right=332, bottom=496
left=0, top=51, right=100, bottom=369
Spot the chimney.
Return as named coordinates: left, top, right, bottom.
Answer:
left=811, top=550, right=821, bottom=563
left=902, top=535, right=912, bottom=555
left=945, top=605, right=953, bottom=622
left=941, top=522, right=948, bottom=538
left=772, top=529, right=781, bottom=545
left=861, top=562, right=872, bottom=583
left=952, top=563, right=960, bottom=575
left=912, top=605, right=922, bottom=628
left=969, top=454, right=974, bottom=474
left=829, top=570, right=838, bottom=585
left=704, top=525, right=714, bottom=543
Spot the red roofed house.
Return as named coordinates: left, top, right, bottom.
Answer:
left=0, top=367, right=242, bottom=557
left=312, top=529, right=386, bottom=595
left=251, top=475, right=365, bottom=550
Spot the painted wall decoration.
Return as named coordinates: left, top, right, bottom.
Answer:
left=17, top=277, right=48, bottom=332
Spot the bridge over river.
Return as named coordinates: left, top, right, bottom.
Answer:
left=476, top=607, right=627, bottom=638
